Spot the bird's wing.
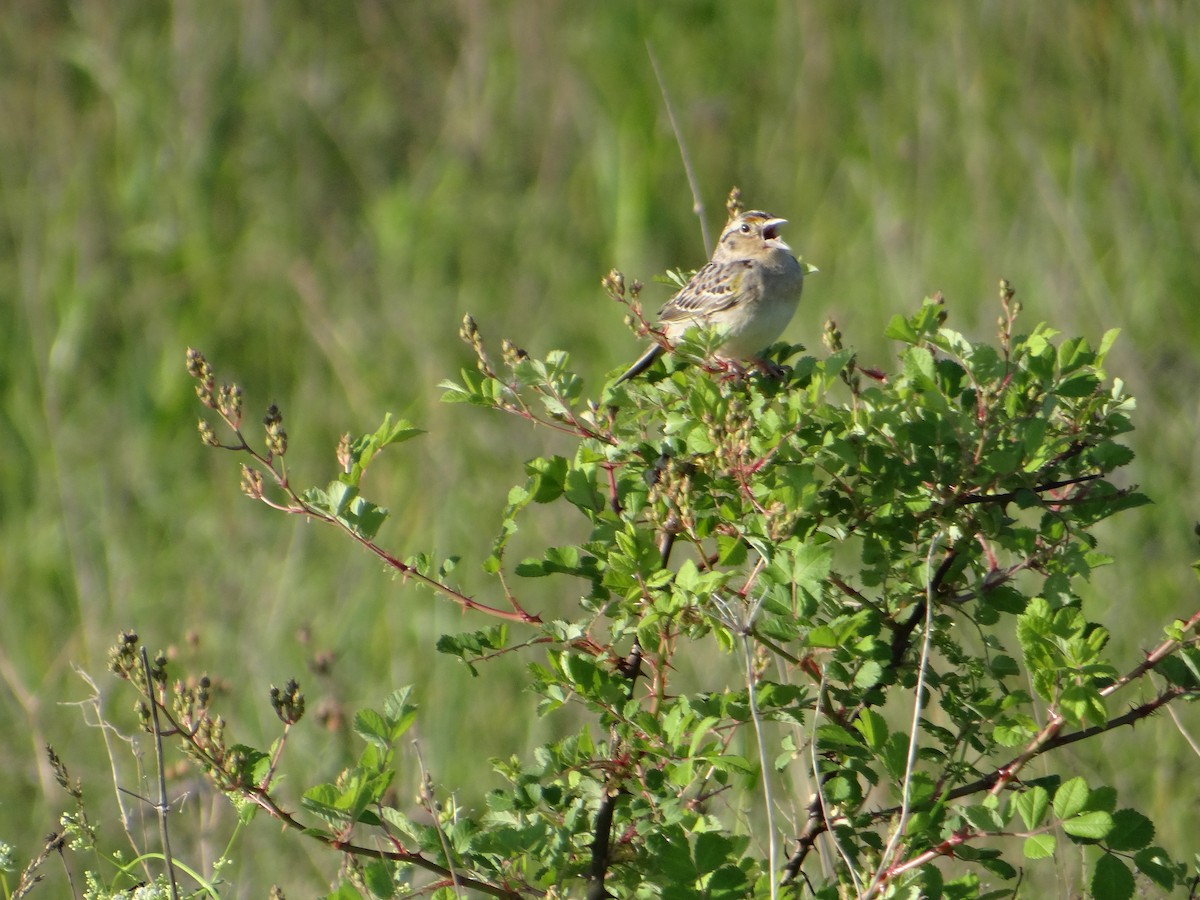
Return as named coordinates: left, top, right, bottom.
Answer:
left=659, top=260, right=757, bottom=322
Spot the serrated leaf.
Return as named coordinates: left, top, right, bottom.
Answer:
left=1023, top=833, right=1056, bottom=860
left=1063, top=810, right=1113, bottom=840
left=354, top=709, right=392, bottom=749
left=526, top=455, right=568, bottom=503
left=1057, top=373, right=1101, bottom=398
left=326, top=880, right=365, bottom=900
left=961, top=804, right=1004, bottom=833
left=1097, top=328, right=1120, bottom=360
left=1105, top=808, right=1153, bottom=851
left=884, top=314, right=920, bottom=344
left=1092, top=853, right=1134, bottom=900
left=362, top=860, right=395, bottom=898
left=853, top=661, right=883, bottom=690
left=1083, top=784, right=1117, bottom=814
left=805, top=625, right=840, bottom=648
left=1015, top=785, right=1050, bottom=831
left=1133, top=846, right=1176, bottom=891
left=904, top=347, right=936, bottom=388
left=791, top=542, right=832, bottom=599
left=1053, top=776, right=1089, bottom=820
left=854, top=709, right=889, bottom=752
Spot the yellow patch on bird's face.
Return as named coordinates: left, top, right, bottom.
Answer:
left=718, top=211, right=776, bottom=256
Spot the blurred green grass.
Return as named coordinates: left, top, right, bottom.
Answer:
left=2, top=2, right=1198, bottom=894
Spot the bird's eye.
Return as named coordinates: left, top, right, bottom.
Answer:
left=739, top=223, right=751, bottom=234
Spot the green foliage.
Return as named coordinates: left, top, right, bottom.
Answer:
left=48, top=292, right=1196, bottom=898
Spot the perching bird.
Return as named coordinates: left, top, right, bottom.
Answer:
left=614, top=210, right=806, bottom=384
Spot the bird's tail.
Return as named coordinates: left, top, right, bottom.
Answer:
left=613, top=344, right=666, bottom=385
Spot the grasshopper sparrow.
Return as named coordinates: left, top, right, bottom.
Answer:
left=614, top=210, right=805, bottom=384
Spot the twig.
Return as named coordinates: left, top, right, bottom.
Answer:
left=586, top=641, right=642, bottom=899
left=69, top=665, right=151, bottom=878
left=1165, top=697, right=1200, bottom=758
left=645, top=41, right=710, bottom=253
left=140, top=647, right=180, bottom=900
left=414, top=741, right=463, bottom=898
left=863, top=534, right=940, bottom=898
left=741, top=619, right=779, bottom=899
left=809, top=664, right=860, bottom=894
left=955, top=473, right=1100, bottom=506
left=889, top=544, right=959, bottom=669
left=586, top=783, right=621, bottom=900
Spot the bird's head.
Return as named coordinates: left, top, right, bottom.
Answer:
left=716, top=210, right=792, bottom=259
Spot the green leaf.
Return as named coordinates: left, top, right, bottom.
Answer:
left=1105, top=808, right=1153, bottom=851
left=1022, top=833, right=1055, bottom=860
left=1059, top=683, right=1107, bottom=727
left=791, top=542, right=832, bottom=599
left=805, top=625, right=840, bottom=649
left=880, top=732, right=910, bottom=781
left=526, top=455, right=568, bottom=502
left=853, top=709, right=889, bottom=752
left=992, top=716, right=1036, bottom=747
left=853, top=660, right=884, bottom=690
left=362, top=860, right=395, bottom=898
left=1015, top=786, right=1050, bottom=831
left=884, top=314, right=920, bottom=344
left=1097, top=327, right=1120, bottom=361
left=1056, top=373, right=1101, bottom=398
left=1091, top=853, right=1134, bottom=900
left=960, top=804, right=1004, bottom=833
left=1082, top=784, right=1117, bottom=813
left=338, top=413, right=424, bottom=487
left=903, top=347, right=937, bottom=389
left=1063, top=810, right=1114, bottom=840
left=693, top=831, right=735, bottom=874
left=989, top=655, right=1019, bottom=678
left=353, top=709, right=393, bottom=749
left=1133, top=846, right=1176, bottom=891
left=1053, top=776, right=1089, bottom=820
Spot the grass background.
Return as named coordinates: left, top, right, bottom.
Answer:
left=2, top=2, right=1198, bottom=895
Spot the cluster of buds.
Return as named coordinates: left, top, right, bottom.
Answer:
left=459, top=313, right=496, bottom=377
left=823, top=318, right=861, bottom=394
left=240, top=463, right=265, bottom=500
left=108, top=631, right=143, bottom=682
left=601, top=268, right=625, bottom=299
left=763, top=498, right=802, bottom=543
left=270, top=678, right=306, bottom=725
left=725, top=185, right=744, bottom=220
left=647, top=454, right=694, bottom=536
left=930, top=290, right=948, bottom=327
left=263, top=404, right=287, bottom=458
left=822, top=318, right=843, bottom=354
left=169, top=674, right=241, bottom=787
left=187, top=348, right=244, bottom=426
left=708, top=397, right=753, bottom=473
left=601, top=268, right=644, bottom=309
left=217, top=383, right=243, bottom=427
left=197, top=418, right=219, bottom=447
left=501, top=337, right=529, bottom=369
left=186, top=348, right=216, bottom=407
left=170, top=673, right=213, bottom=728
left=998, top=278, right=1021, bottom=351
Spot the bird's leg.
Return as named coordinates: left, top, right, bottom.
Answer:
left=751, top=357, right=787, bottom=379
left=709, top=357, right=746, bottom=382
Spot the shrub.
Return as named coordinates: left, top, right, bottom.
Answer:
left=25, top=283, right=1200, bottom=900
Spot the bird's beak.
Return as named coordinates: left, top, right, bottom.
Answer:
left=761, top=217, right=791, bottom=251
